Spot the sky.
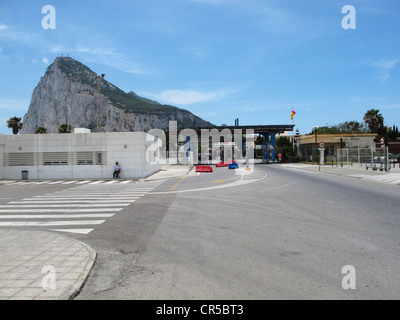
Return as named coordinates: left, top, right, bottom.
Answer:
left=0, top=0, right=399, bottom=135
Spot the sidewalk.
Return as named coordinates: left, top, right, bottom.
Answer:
left=279, top=163, right=400, bottom=185
left=0, top=229, right=96, bottom=300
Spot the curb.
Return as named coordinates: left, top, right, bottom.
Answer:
left=61, top=238, right=97, bottom=300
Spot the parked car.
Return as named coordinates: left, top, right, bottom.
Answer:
left=374, top=153, right=397, bottom=163
left=396, top=154, right=400, bottom=163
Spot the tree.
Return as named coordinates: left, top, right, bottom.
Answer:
left=58, top=123, right=72, bottom=133
left=276, top=136, right=294, bottom=157
left=388, top=125, right=400, bottom=140
left=337, top=121, right=367, bottom=134
left=309, top=121, right=367, bottom=135
left=363, top=109, right=384, bottom=136
left=34, top=127, right=47, bottom=134
left=7, top=117, right=23, bottom=134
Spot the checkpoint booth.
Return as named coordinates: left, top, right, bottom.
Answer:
left=176, top=124, right=294, bottom=164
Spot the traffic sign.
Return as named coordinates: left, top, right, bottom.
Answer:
left=319, top=141, right=325, bottom=149
left=380, top=137, right=385, bottom=145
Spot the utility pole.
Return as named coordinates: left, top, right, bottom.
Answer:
left=384, top=127, right=389, bottom=172
left=340, top=138, right=343, bottom=167
left=314, top=126, right=318, bottom=163
left=96, top=74, right=105, bottom=132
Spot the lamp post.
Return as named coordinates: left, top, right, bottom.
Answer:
left=314, top=126, right=318, bottom=163
left=340, top=138, right=343, bottom=167
left=96, top=73, right=105, bottom=132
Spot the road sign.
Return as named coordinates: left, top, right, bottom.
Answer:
left=319, top=141, right=325, bottom=149
left=380, top=137, right=385, bottom=145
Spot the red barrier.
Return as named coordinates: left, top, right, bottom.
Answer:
left=216, top=162, right=229, bottom=167
left=195, top=166, right=213, bottom=172
left=216, top=161, right=236, bottom=167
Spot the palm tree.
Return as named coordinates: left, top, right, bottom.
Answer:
left=363, top=109, right=384, bottom=135
left=7, top=117, right=23, bottom=134
left=58, top=123, right=72, bottom=133
left=34, top=127, right=47, bottom=134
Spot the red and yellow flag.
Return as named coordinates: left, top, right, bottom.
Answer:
left=290, top=109, right=296, bottom=120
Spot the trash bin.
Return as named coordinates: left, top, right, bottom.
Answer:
left=21, top=170, right=28, bottom=180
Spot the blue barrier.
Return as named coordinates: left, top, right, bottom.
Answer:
left=228, top=162, right=239, bottom=169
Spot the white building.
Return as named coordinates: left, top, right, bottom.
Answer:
left=0, top=131, right=159, bottom=180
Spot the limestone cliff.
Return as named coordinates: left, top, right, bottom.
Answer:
left=22, top=57, right=213, bottom=133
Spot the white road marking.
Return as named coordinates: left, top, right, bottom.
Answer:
left=0, top=214, right=115, bottom=219
left=50, top=228, right=94, bottom=234
left=0, top=220, right=106, bottom=226
left=9, top=199, right=137, bottom=204
left=0, top=204, right=129, bottom=208
left=0, top=208, right=122, bottom=213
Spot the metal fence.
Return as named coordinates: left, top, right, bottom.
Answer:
left=337, top=147, right=389, bottom=168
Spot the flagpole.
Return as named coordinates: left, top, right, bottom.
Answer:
left=292, top=118, right=295, bottom=153
left=291, top=108, right=295, bottom=153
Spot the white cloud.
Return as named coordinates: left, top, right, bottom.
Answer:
left=0, top=99, right=29, bottom=111
left=50, top=43, right=147, bottom=75
left=0, top=24, right=37, bottom=44
left=191, top=0, right=231, bottom=4
left=373, top=59, right=398, bottom=70
left=372, top=59, right=399, bottom=82
left=243, top=105, right=263, bottom=112
left=152, top=89, right=231, bottom=105
left=41, top=57, right=49, bottom=64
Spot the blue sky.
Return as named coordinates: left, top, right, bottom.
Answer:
left=0, top=0, right=399, bottom=135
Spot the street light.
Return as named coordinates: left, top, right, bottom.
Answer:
left=340, top=138, right=343, bottom=167
left=314, top=126, right=319, bottom=163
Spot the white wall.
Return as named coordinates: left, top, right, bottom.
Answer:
left=106, top=132, right=147, bottom=179
left=344, top=136, right=376, bottom=150
left=0, top=132, right=159, bottom=180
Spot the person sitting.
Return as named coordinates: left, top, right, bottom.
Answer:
left=113, top=162, right=121, bottom=178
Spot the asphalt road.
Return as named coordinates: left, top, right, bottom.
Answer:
left=74, top=165, right=400, bottom=300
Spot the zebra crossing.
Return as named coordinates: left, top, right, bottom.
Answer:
left=0, top=180, right=164, bottom=234
left=349, top=173, right=400, bottom=185
left=0, top=179, right=137, bottom=186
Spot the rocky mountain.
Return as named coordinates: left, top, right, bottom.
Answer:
left=21, top=57, right=213, bottom=133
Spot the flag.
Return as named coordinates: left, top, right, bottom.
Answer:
left=290, top=109, right=296, bottom=120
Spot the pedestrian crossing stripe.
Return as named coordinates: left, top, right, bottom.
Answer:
left=0, top=180, right=137, bottom=186
left=0, top=220, right=106, bottom=227
left=51, top=228, right=94, bottom=235
left=0, top=214, right=115, bottom=219
left=0, top=203, right=129, bottom=208
left=8, top=199, right=138, bottom=204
